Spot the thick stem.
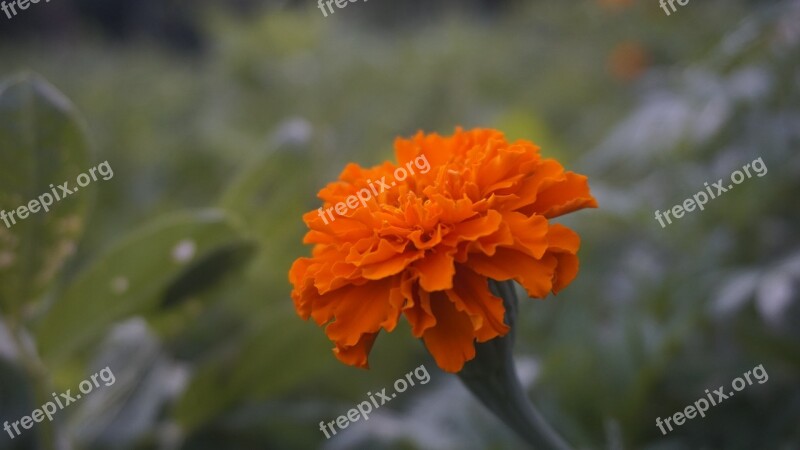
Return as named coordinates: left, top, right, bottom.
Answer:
left=456, top=280, right=571, bottom=450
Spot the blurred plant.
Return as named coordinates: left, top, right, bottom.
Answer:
left=0, top=74, right=256, bottom=450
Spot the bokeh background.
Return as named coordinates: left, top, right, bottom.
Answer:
left=1, top=0, right=799, bottom=449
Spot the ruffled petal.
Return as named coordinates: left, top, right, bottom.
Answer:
left=529, top=172, right=598, bottom=218
left=413, top=247, right=456, bottom=292
left=333, top=332, right=378, bottom=369
left=546, top=224, right=582, bottom=293
left=468, top=248, right=557, bottom=299
left=503, top=211, right=550, bottom=258
left=404, top=286, right=437, bottom=337
left=446, top=266, right=509, bottom=342
left=325, top=277, right=404, bottom=347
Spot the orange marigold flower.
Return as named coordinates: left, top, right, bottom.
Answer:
left=289, top=128, right=597, bottom=373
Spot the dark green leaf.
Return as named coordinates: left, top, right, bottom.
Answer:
left=34, top=209, right=249, bottom=366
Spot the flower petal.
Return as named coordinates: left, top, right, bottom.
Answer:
left=468, top=248, right=557, bottom=299
left=503, top=212, right=550, bottom=258
left=551, top=252, right=579, bottom=294
left=446, top=266, right=509, bottom=342
left=414, top=247, right=456, bottom=292
left=422, top=292, right=477, bottom=373
left=404, top=286, right=437, bottom=337
left=546, top=224, right=582, bottom=293
left=361, top=249, right=425, bottom=280
left=529, top=172, right=598, bottom=218
left=325, top=277, right=403, bottom=347
left=547, top=223, right=581, bottom=253
left=333, top=332, right=378, bottom=369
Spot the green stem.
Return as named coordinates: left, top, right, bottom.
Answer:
left=456, top=280, right=571, bottom=450
left=7, top=318, right=58, bottom=450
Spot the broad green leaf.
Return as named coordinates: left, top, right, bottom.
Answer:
left=0, top=74, right=91, bottom=316
left=220, top=137, right=323, bottom=293
left=35, top=209, right=251, bottom=366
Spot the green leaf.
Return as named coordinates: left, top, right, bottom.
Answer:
left=0, top=74, right=91, bottom=316
left=161, top=240, right=256, bottom=309
left=34, top=209, right=250, bottom=366
left=218, top=139, right=324, bottom=306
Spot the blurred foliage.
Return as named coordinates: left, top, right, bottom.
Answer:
left=1, top=0, right=799, bottom=449
left=0, top=75, right=91, bottom=317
